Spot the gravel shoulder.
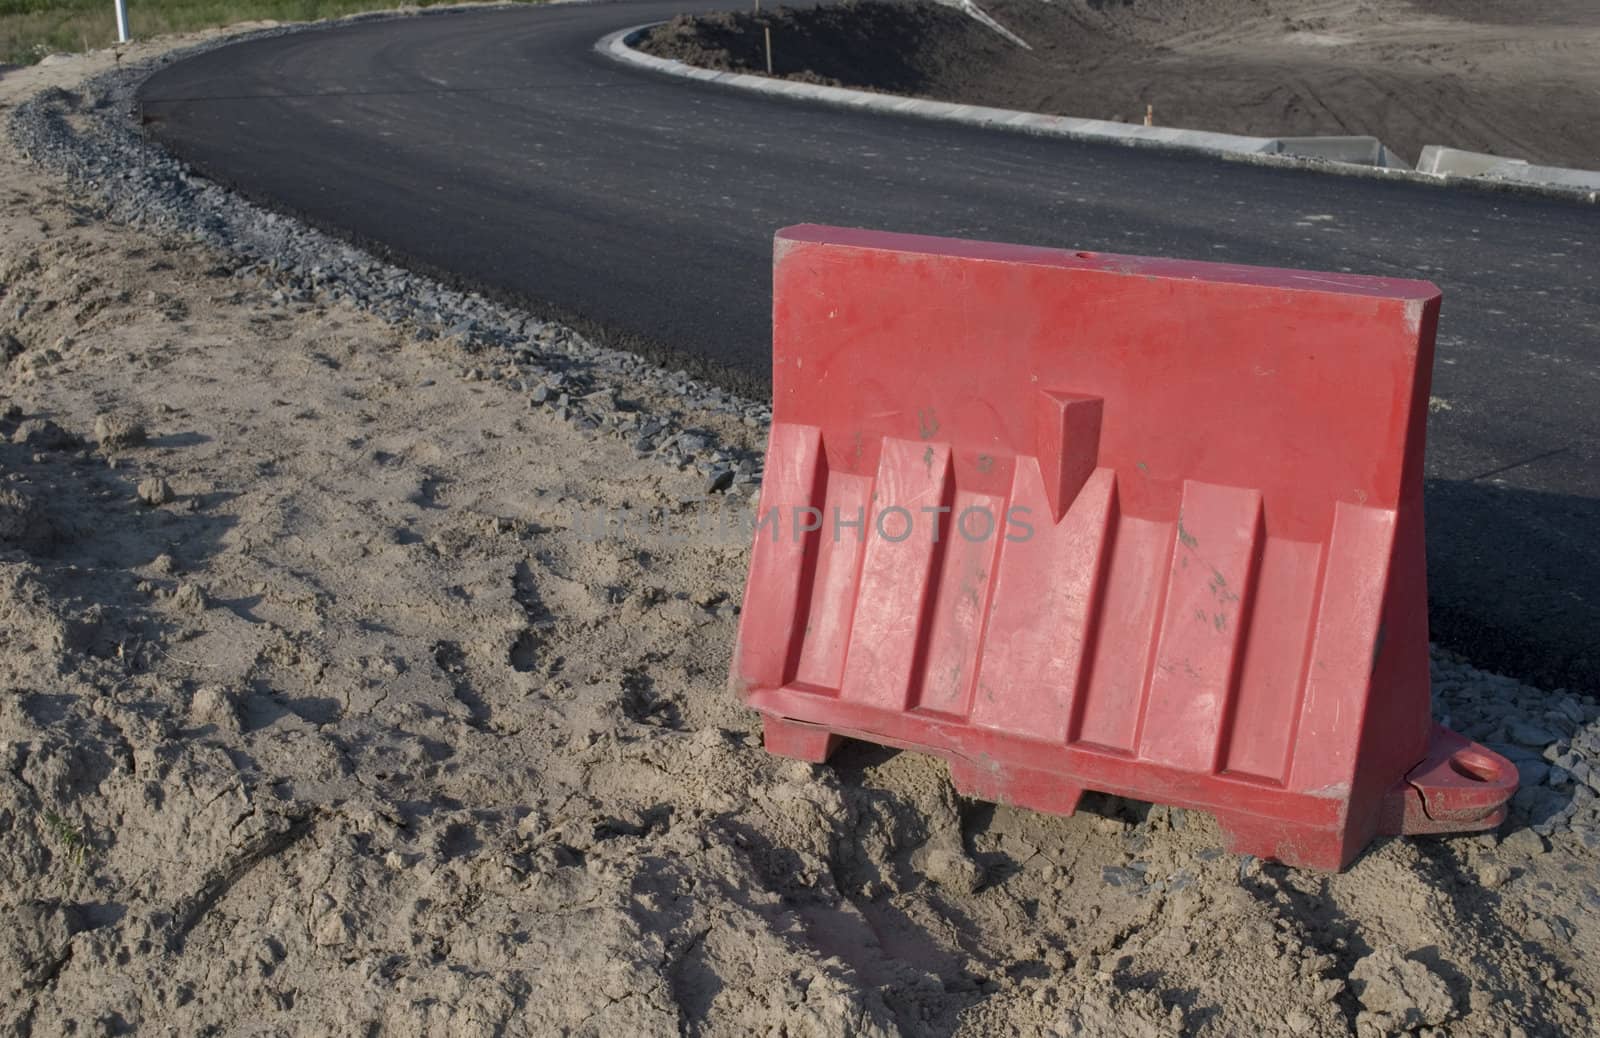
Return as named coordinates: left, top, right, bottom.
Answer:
left=1, top=23, right=1598, bottom=1036
left=640, top=0, right=1600, bottom=169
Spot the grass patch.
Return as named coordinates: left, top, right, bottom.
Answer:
left=42, top=809, right=91, bottom=870
left=2, top=0, right=537, bottom=66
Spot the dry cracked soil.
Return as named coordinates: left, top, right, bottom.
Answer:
left=0, top=19, right=1598, bottom=1038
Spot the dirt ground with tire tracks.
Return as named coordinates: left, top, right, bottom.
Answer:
left=1, top=20, right=1598, bottom=1037
left=640, top=0, right=1600, bottom=169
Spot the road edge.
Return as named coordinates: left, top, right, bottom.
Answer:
left=7, top=7, right=775, bottom=491
left=598, top=24, right=1599, bottom=207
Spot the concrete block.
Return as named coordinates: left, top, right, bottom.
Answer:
left=1270, top=136, right=1408, bottom=169
left=1418, top=146, right=1600, bottom=191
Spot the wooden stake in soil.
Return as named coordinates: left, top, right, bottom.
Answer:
left=765, top=26, right=774, bottom=76
left=1144, top=104, right=1154, bottom=127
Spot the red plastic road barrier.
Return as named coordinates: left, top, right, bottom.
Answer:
left=733, top=225, right=1517, bottom=871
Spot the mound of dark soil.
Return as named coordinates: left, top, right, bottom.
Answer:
left=640, top=0, right=1600, bottom=168
left=639, top=1, right=1004, bottom=91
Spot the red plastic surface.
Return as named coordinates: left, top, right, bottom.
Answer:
left=734, top=225, right=1517, bottom=871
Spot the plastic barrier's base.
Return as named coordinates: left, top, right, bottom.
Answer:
left=760, top=715, right=1513, bottom=872
left=763, top=717, right=842, bottom=763
left=1376, top=724, right=1515, bottom=836
left=947, top=758, right=1086, bottom=817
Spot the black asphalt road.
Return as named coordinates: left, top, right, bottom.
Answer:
left=137, top=2, right=1598, bottom=689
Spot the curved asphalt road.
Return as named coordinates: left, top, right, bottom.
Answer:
left=137, top=1, right=1598, bottom=690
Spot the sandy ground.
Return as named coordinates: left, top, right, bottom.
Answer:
left=640, top=0, right=1600, bottom=168
left=1, top=26, right=1598, bottom=1037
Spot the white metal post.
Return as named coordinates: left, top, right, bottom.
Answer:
left=114, top=0, right=129, bottom=43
